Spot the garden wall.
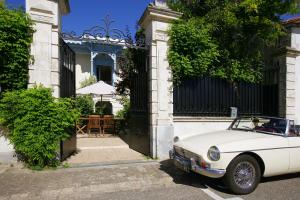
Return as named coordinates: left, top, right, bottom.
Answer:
left=173, top=117, right=232, bottom=139
left=0, top=136, right=16, bottom=164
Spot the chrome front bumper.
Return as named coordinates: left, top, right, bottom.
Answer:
left=169, top=150, right=226, bottom=178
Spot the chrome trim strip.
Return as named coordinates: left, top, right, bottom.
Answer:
left=222, top=146, right=300, bottom=153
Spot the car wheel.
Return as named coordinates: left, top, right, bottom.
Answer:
left=224, top=155, right=261, bottom=195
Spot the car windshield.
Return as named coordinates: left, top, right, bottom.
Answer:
left=230, top=117, right=287, bottom=135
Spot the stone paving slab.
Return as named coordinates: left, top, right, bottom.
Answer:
left=65, top=148, right=146, bottom=165
left=0, top=164, right=10, bottom=175
left=77, top=137, right=128, bottom=148
left=65, top=137, right=146, bottom=165
left=0, top=162, right=189, bottom=200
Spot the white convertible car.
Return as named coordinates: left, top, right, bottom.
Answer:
left=169, top=117, right=300, bottom=194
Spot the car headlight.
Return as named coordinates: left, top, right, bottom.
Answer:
left=207, top=146, right=220, bottom=161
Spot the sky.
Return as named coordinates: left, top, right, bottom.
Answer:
left=5, top=0, right=300, bottom=36
left=6, top=0, right=152, bottom=37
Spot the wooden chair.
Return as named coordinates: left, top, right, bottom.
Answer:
left=102, top=115, right=115, bottom=135
left=87, top=115, right=101, bottom=137
left=76, top=117, right=88, bottom=135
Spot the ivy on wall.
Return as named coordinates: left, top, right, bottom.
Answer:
left=167, top=0, right=299, bottom=84
left=0, top=3, right=34, bottom=93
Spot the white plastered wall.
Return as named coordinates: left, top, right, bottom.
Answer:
left=173, top=118, right=232, bottom=139
left=295, top=56, right=300, bottom=125
left=75, top=53, right=91, bottom=89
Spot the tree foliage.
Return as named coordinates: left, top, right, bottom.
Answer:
left=168, top=18, right=219, bottom=83
left=79, top=75, right=97, bottom=88
left=0, top=87, right=80, bottom=168
left=116, top=28, right=147, bottom=96
left=116, top=96, right=130, bottom=119
left=0, top=4, right=34, bottom=93
left=167, top=0, right=299, bottom=83
left=74, top=95, right=94, bottom=117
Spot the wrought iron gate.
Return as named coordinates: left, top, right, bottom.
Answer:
left=60, top=37, right=76, bottom=98
left=127, top=49, right=150, bottom=156
left=59, top=37, right=76, bottom=161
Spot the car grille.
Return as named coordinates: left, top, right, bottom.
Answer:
left=174, top=146, right=196, bottom=159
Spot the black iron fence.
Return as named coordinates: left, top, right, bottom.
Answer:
left=60, top=37, right=75, bottom=98
left=263, top=68, right=279, bottom=117
left=59, top=38, right=76, bottom=161
left=173, top=73, right=279, bottom=117
left=130, top=51, right=148, bottom=114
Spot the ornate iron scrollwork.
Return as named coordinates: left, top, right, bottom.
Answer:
left=62, top=15, right=146, bottom=49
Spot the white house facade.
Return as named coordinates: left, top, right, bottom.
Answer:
left=63, top=34, right=125, bottom=114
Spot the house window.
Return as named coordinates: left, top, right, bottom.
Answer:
left=96, top=66, right=112, bottom=85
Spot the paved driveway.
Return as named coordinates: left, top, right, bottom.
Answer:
left=65, top=137, right=145, bottom=165
left=0, top=160, right=300, bottom=200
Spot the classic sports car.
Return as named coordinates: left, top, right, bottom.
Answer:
left=169, top=117, right=300, bottom=194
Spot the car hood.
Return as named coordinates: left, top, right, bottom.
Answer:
left=175, top=130, right=280, bottom=154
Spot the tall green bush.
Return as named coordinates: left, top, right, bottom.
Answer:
left=167, top=0, right=299, bottom=83
left=74, top=95, right=94, bottom=116
left=116, top=97, right=130, bottom=119
left=0, top=87, right=80, bottom=168
left=0, top=4, right=34, bottom=93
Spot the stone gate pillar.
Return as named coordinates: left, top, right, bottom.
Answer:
left=276, top=22, right=300, bottom=125
left=26, top=0, right=70, bottom=97
left=139, top=2, right=181, bottom=159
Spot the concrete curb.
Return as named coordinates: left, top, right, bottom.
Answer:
left=63, top=159, right=159, bottom=170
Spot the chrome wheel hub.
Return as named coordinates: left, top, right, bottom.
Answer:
left=233, top=161, right=255, bottom=189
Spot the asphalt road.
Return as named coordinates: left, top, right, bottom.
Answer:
left=0, top=160, right=300, bottom=200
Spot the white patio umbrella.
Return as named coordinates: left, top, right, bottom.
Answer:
left=76, top=81, right=115, bottom=100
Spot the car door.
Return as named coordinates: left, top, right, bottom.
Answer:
left=288, top=136, right=300, bottom=172
left=287, top=121, right=300, bottom=172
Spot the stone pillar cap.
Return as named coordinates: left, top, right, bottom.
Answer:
left=138, top=3, right=182, bottom=28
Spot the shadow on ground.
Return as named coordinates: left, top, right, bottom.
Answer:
left=159, top=159, right=227, bottom=191
left=159, top=159, right=300, bottom=196
left=261, top=172, right=300, bottom=183
left=119, top=131, right=149, bottom=157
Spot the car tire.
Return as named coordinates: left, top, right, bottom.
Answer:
left=224, top=155, right=261, bottom=195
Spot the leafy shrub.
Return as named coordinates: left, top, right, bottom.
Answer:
left=167, top=0, right=299, bottom=84
left=75, top=95, right=94, bottom=116
left=0, top=87, right=80, bottom=168
left=95, top=101, right=112, bottom=116
left=79, top=75, right=97, bottom=88
left=116, top=97, right=130, bottom=119
left=168, top=18, right=219, bottom=83
left=0, top=4, right=34, bottom=93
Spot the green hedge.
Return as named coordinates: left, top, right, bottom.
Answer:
left=0, top=4, right=34, bottom=93
left=75, top=95, right=94, bottom=117
left=0, top=87, right=80, bottom=168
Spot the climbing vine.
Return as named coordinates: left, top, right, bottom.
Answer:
left=0, top=3, right=34, bottom=93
